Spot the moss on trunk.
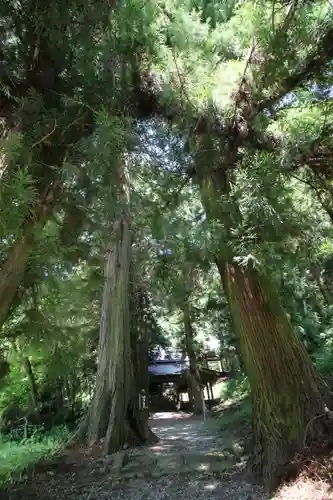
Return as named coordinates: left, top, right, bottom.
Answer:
left=194, top=148, right=333, bottom=489
left=221, top=258, right=333, bottom=489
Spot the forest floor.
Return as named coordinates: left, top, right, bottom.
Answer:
left=1, top=411, right=332, bottom=500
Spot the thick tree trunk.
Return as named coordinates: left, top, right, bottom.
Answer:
left=183, top=302, right=205, bottom=415
left=87, top=166, right=156, bottom=453
left=0, top=185, right=62, bottom=330
left=195, top=156, right=333, bottom=488
left=219, top=258, right=333, bottom=488
left=0, top=34, right=93, bottom=333
left=87, top=207, right=134, bottom=449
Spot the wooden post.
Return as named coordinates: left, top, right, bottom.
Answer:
left=205, top=384, right=209, bottom=401
left=209, top=382, right=214, bottom=401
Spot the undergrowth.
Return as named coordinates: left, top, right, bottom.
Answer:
left=0, top=425, right=70, bottom=486
left=215, top=377, right=252, bottom=426
left=218, top=376, right=250, bottom=402
left=203, top=377, right=252, bottom=449
left=217, top=398, right=252, bottom=432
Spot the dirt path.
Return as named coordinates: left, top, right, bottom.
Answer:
left=2, top=412, right=267, bottom=500
left=2, top=412, right=330, bottom=499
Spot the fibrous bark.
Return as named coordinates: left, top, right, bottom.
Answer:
left=221, top=258, right=333, bottom=488
left=195, top=155, right=333, bottom=489
left=87, top=165, right=156, bottom=453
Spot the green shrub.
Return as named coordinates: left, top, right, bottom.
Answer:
left=219, top=375, right=250, bottom=402
left=315, top=337, right=333, bottom=377
left=218, top=398, right=252, bottom=432
left=0, top=425, right=70, bottom=486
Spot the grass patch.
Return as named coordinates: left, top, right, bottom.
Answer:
left=0, top=425, right=70, bottom=486
left=208, top=376, right=252, bottom=448
left=203, top=390, right=252, bottom=460
left=218, top=398, right=252, bottom=432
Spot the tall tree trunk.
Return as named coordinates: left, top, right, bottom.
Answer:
left=221, top=259, right=333, bottom=487
left=0, top=184, right=62, bottom=330
left=183, top=302, right=204, bottom=415
left=0, top=33, right=93, bottom=332
left=87, top=166, right=156, bottom=453
left=195, top=155, right=333, bottom=488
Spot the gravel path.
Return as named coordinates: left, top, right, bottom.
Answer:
left=2, top=412, right=267, bottom=500
left=3, top=412, right=330, bottom=500
left=149, top=411, right=227, bottom=453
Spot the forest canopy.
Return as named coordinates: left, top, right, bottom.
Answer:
left=1, top=0, right=333, bottom=492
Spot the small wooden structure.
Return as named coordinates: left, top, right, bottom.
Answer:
left=148, top=358, right=230, bottom=411
left=198, top=348, right=239, bottom=373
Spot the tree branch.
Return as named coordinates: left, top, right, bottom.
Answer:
left=130, top=69, right=230, bottom=139
left=255, top=25, right=333, bottom=114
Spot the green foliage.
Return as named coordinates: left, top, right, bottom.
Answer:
left=0, top=169, right=37, bottom=242
left=218, top=399, right=252, bottom=433
left=0, top=362, right=31, bottom=414
left=1, top=0, right=333, bottom=484
left=0, top=426, right=70, bottom=486
left=315, top=316, right=333, bottom=376
left=316, top=347, right=333, bottom=378
left=219, top=376, right=250, bottom=403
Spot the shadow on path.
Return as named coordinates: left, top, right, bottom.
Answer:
left=1, top=411, right=267, bottom=500
left=149, top=411, right=224, bottom=454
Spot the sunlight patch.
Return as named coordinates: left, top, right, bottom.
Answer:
left=203, top=481, right=218, bottom=491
